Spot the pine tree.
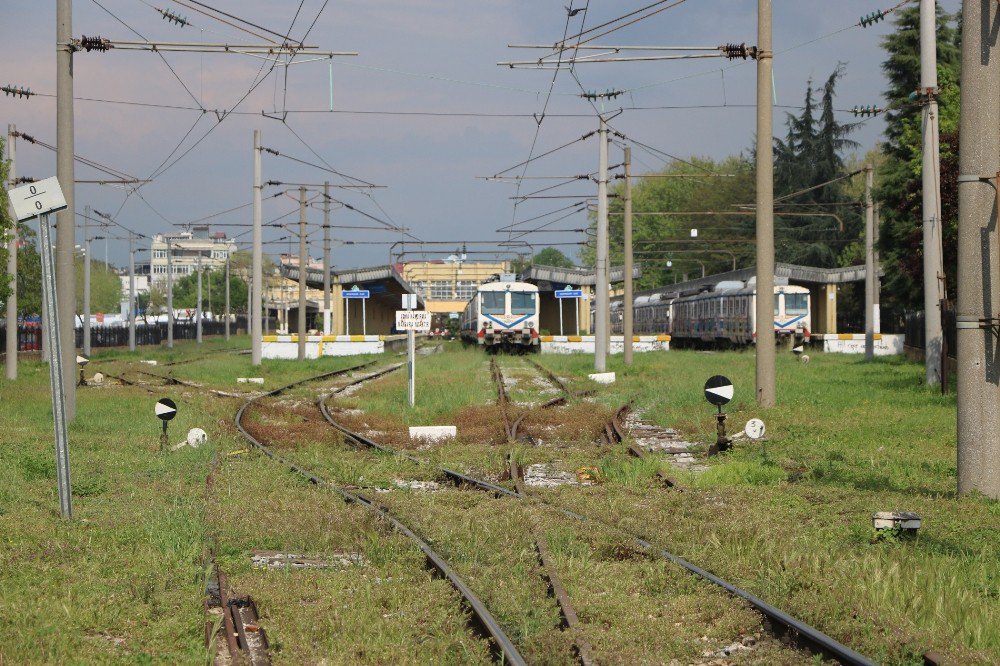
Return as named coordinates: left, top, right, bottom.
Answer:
left=875, top=5, right=961, bottom=311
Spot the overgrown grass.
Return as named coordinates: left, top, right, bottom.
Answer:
left=530, top=349, right=1000, bottom=663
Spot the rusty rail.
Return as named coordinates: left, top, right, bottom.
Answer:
left=508, top=454, right=595, bottom=666
left=237, top=365, right=526, bottom=666
left=318, top=372, right=874, bottom=665
left=603, top=405, right=680, bottom=489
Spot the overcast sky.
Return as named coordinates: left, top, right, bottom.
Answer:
left=1, top=0, right=961, bottom=269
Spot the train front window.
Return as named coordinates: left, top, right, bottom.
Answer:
left=482, top=292, right=505, bottom=314
left=785, top=293, right=808, bottom=315
left=510, top=291, right=535, bottom=315
left=773, top=294, right=780, bottom=316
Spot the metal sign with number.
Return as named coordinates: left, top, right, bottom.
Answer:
left=9, top=177, right=68, bottom=221
left=744, top=418, right=766, bottom=440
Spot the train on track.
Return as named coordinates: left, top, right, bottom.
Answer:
left=460, top=275, right=540, bottom=352
left=610, top=277, right=812, bottom=347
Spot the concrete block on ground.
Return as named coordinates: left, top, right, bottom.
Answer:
left=408, top=426, right=457, bottom=442
left=237, top=377, right=265, bottom=384
left=588, top=372, right=616, bottom=384
left=541, top=335, right=670, bottom=354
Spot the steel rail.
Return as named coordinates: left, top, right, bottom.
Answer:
left=236, top=363, right=526, bottom=665
left=603, top=405, right=679, bottom=489
left=319, top=361, right=876, bottom=666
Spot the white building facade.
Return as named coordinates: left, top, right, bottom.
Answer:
left=149, top=225, right=237, bottom=287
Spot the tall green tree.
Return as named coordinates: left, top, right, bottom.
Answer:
left=74, top=255, right=122, bottom=320
left=875, top=6, right=961, bottom=311
left=171, top=266, right=248, bottom=315
left=584, top=155, right=757, bottom=289
left=772, top=64, right=862, bottom=268
left=531, top=247, right=575, bottom=269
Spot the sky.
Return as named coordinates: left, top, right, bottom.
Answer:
left=1, top=0, right=962, bottom=270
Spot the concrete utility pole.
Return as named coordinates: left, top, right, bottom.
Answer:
left=128, top=232, right=136, bottom=352
left=196, top=254, right=203, bottom=344
left=755, top=0, right=776, bottom=407
left=224, top=254, right=231, bottom=340
left=955, top=0, right=1000, bottom=499
left=920, top=0, right=946, bottom=385
left=623, top=146, right=634, bottom=366
left=594, top=115, right=610, bottom=372
left=323, top=181, right=332, bottom=335
left=874, top=204, right=881, bottom=334
left=57, top=0, right=77, bottom=418
left=251, top=129, right=263, bottom=366
left=298, top=186, right=307, bottom=361
left=166, top=241, right=174, bottom=349
left=82, top=206, right=91, bottom=357
left=6, top=124, right=17, bottom=380
left=864, top=166, right=875, bottom=361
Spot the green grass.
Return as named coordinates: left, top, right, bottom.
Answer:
left=4, top=338, right=997, bottom=664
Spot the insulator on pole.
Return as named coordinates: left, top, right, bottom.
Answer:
left=157, top=7, right=191, bottom=27
left=78, top=36, right=112, bottom=52
left=1, top=84, right=34, bottom=99
left=850, top=105, right=884, bottom=117
left=720, top=43, right=758, bottom=60
left=859, top=10, right=887, bottom=28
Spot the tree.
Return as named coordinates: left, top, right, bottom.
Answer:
left=584, top=155, right=756, bottom=289
left=74, top=255, right=122, bottom=321
left=772, top=64, right=862, bottom=268
left=171, top=265, right=248, bottom=315
left=531, top=247, right=575, bottom=269
left=875, top=6, right=961, bottom=311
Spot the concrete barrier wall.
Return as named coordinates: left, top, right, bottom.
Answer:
left=262, top=335, right=384, bottom=358
left=814, top=333, right=905, bottom=356
left=540, top=335, right=670, bottom=354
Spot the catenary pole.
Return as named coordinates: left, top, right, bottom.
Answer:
left=57, top=0, right=77, bottom=419
left=83, top=205, right=91, bottom=357
left=196, top=253, right=203, bottom=343
left=623, top=146, right=634, bottom=365
left=323, top=181, right=331, bottom=335
left=874, top=204, right=881, bottom=335
left=298, top=186, right=307, bottom=361
left=128, top=232, right=136, bottom=352
left=6, top=124, right=17, bottom=380
left=864, top=166, right=875, bottom=361
left=595, top=115, right=610, bottom=372
left=755, top=0, right=776, bottom=407
left=166, top=241, right=174, bottom=348
left=956, top=0, right=1000, bottom=498
left=224, top=253, right=231, bottom=340
left=920, top=0, right=945, bottom=385
left=251, top=129, right=263, bottom=366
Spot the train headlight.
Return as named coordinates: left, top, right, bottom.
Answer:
left=526, top=320, right=535, bottom=329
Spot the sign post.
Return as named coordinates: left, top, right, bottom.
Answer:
left=397, top=294, right=428, bottom=407
left=704, top=375, right=734, bottom=455
left=10, top=177, right=71, bottom=518
left=155, top=397, right=177, bottom=452
left=343, top=285, right=370, bottom=336
left=555, top=286, right=583, bottom=337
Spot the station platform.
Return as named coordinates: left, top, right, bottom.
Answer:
left=539, top=335, right=670, bottom=354
left=262, top=334, right=413, bottom=359
left=812, top=333, right=904, bottom=355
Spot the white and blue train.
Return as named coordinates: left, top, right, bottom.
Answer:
left=610, top=278, right=811, bottom=347
left=460, top=276, right=540, bottom=352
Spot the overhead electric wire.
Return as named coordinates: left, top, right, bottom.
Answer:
left=12, top=131, right=139, bottom=182
left=89, top=0, right=205, bottom=110
left=492, top=132, right=596, bottom=177
left=182, top=0, right=304, bottom=45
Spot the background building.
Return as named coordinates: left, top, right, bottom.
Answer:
left=149, top=225, right=237, bottom=287
left=397, top=260, right=509, bottom=327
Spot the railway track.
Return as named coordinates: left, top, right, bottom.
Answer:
left=234, top=359, right=526, bottom=665
left=318, top=357, right=876, bottom=666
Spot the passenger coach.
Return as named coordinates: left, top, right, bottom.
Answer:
left=460, top=276, right=540, bottom=352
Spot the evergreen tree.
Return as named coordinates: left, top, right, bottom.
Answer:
left=875, top=5, right=961, bottom=311
left=772, top=64, right=861, bottom=268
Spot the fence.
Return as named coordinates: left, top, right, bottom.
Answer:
left=0, top=316, right=252, bottom=353
left=903, top=305, right=957, bottom=357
